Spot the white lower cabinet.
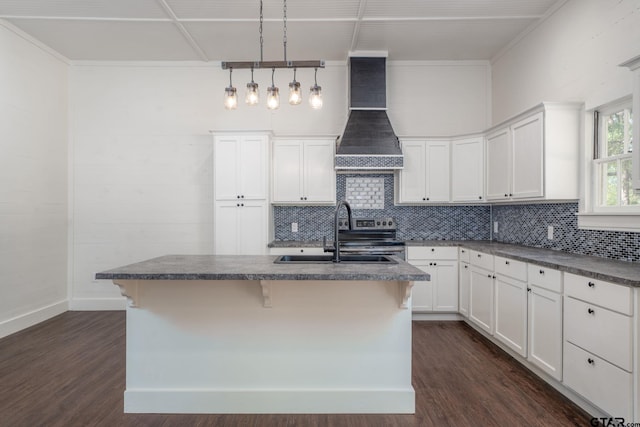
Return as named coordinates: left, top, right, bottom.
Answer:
left=214, top=201, right=268, bottom=255
left=458, top=261, right=470, bottom=317
left=562, top=272, right=633, bottom=420
left=469, top=265, right=494, bottom=334
left=494, top=274, right=527, bottom=357
left=527, top=284, right=563, bottom=380
left=407, top=247, right=458, bottom=312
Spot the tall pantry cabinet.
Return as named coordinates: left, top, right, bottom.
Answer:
left=213, top=133, right=270, bottom=255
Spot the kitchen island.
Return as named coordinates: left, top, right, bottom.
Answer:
left=96, top=254, right=429, bottom=414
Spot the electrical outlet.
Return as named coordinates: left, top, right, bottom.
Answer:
left=493, top=221, right=499, bottom=233
left=291, top=222, right=298, bottom=233
left=548, top=225, right=554, bottom=240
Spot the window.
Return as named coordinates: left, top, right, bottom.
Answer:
left=594, top=101, right=638, bottom=210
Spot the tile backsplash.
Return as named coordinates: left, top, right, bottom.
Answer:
left=492, top=202, right=640, bottom=262
left=273, top=174, right=491, bottom=241
left=273, top=174, right=640, bottom=262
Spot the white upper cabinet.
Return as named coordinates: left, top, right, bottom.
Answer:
left=485, top=103, right=581, bottom=202
left=272, top=138, right=335, bottom=205
left=214, top=134, right=268, bottom=201
left=451, top=136, right=485, bottom=202
left=397, top=139, right=450, bottom=204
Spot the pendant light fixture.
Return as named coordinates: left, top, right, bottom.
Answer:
left=224, top=68, right=238, bottom=110
left=221, top=0, right=324, bottom=110
left=288, top=68, right=302, bottom=105
left=267, top=68, right=280, bottom=110
left=309, top=67, right=323, bottom=109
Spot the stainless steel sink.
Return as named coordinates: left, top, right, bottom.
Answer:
left=274, top=254, right=398, bottom=264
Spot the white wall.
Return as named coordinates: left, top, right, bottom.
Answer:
left=0, top=22, right=69, bottom=337
left=70, top=61, right=489, bottom=308
left=492, top=0, right=640, bottom=123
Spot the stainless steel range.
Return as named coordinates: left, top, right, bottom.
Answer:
left=334, top=217, right=405, bottom=256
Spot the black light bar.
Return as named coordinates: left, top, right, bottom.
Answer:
left=221, top=60, right=325, bottom=70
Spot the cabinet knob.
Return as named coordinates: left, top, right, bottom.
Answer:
left=461, top=250, right=465, bottom=253
left=504, top=193, right=508, bottom=197
left=587, top=358, right=595, bottom=365
left=478, top=196, right=482, bottom=200
left=431, top=248, right=435, bottom=252
left=492, top=275, right=496, bottom=279
left=240, top=203, right=244, bottom=207
left=422, top=198, right=426, bottom=201
left=539, top=269, right=545, bottom=275
left=588, top=281, right=595, bottom=288
left=505, top=260, right=510, bottom=265
left=236, top=203, right=240, bottom=207
left=304, top=197, right=307, bottom=200
left=433, top=262, right=437, bottom=266
left=527, top=288, right=531, bottom=292
left=426, top=197, right=430, bottom=201
left=477, top=254, right=481, bottom=258
left=237, top=195, right=240, bottom=199
left=300, top=249, right=304, bottom=253
left=464, top=265, right=468, bottom=269
left=300, top=197, right=303, bottom=200
left=588, top=308, right=595, bottom=315
left=509, top=193, right=513, bottom=197
left=487, top=274, right=492, bottom=278
left=241, top=195, right=244, bottom=198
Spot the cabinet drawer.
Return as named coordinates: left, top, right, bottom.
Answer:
left=407, top=246, right=458, bottom=261
left=565, top=273, right=632, bottom=315
left=469, top=250, right=494, bottom=271
left=494, top=256, right=527, bottom=281
left=269, top=247, right=325, bottom=256
left=563, top=342, right=632, bottom=420
left=459, top=247, right=470, bottom=263
left=527, top=264, right=562, bottom=293
left=564, top=297, right=632, bottom=371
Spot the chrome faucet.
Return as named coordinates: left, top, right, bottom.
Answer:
left=326, top=200, right=352, bottom=263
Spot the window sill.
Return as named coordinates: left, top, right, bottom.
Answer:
left=577, top=212, right=640, bottom=232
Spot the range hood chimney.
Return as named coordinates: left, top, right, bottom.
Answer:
left=335, top=56, right=403, bottom=170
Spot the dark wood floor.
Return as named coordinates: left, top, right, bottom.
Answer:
left=0, top=312, right=590, bottom=426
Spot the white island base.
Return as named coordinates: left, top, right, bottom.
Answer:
left=117, top=279, right=414, bottom=414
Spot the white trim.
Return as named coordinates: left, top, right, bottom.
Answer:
left=0, top=18, right=69, bottom=64
left=577, top=213, right=640, bottom=232
left=412, top=313, right=463, bottom=321
left=124, top=389, right=415, bottom=414
left=68, top=297, right=126, bottom=311
left=0, top=300, right=68, bottom=339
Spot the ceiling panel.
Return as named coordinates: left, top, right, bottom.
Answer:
left=356, top=19, right=537, bottom=60
left=0, top=0, right=168, bottom=19
left=167, top=0, right=362, bottom=20
left=363, top=0, right=558, bottom=18
left=6, top=19, right=200, bottom=60
left=185, top=20, right=354, bottom=61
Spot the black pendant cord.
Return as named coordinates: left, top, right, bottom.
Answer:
left=229, top=68, right=233, bottom=86
left=259, top=0, right=264, bottom=62
left=283, top=0, right=287, bottom=63
left=271, top=67, right=276, bottom=87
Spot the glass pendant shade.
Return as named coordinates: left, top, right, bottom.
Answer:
left=309, top=84, right=323, bottom=109
left=267, top=86, right=280, bottom=110
left=246, top=81, right=259, bottom=105
left=288, top=81, right=302, bottom=105
left=224, top=86, right=238, bottom=110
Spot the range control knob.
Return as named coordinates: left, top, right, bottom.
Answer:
left=382, top=221, right=387, bottom=226
left=388, top=221, right=393, bottom=226
left=376, top=221, right=381, bottom=226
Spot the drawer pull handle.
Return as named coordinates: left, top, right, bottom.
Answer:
left=477, top=254, right=481, bottom=258
left=505, top=261, right=510, bottom=265
left=588, top=308, right=595, bottom=315
left=487, top=274, right=492, bottom=278
left=588, top=281, right=595, bottom=288
left=539, top=269, right=545, bottom=275
left=527, top=288, right=531, bottom=292
left=464, top=265, right=468, bottom=269
left=587, top=358, right=595, bottom=365
left=431, top=248, right=435, bottom=252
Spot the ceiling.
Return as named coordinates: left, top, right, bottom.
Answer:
left=0, top=0, right=563, bottom=61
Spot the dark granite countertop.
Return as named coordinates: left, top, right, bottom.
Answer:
left=95, top=254, right=430, bottom=282
left=269, top=240, right=640, bottom=287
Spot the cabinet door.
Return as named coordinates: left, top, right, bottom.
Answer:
left=214, top=202, right=239, bottom=255
left=494, top=274, right=527, bottom=357
left=237, top=201, right=267, bottom=255
left=527, top=285, right=562, bottom=380
left=458, top=262, right=470, bottom=317
left=469, top=267, right=494, bottom=334
left=239, top=136, right=268, bottom=200
left=511, top=112, right=543, bottom=199
left=399, top=140, right=427, bottom=202
left=272, top=140, right=303, bottom=202
left=303, top=139, right=336, bottom=203
left=214, top=136, right=240, bottom=200
left=486, top=128, right=511, bottom=200
left=451, top=137, right=484, bottom=202
left=425, top=140, right=450, bottom=202
left=411, top=263, right=433, bottom=312
left=433, top=261, right=458, bottom=311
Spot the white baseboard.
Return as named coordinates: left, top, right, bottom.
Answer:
left=412, top=312, right=463, bottom=321
left=0, top=300, right=68, bottom=339
left=68, top=297, right=126, bottom=311
left=124, top=388, right=415, bottom=414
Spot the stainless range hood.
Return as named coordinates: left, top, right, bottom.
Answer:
left=335, top=56, right=403, bottom=170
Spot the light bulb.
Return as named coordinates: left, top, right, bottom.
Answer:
left=288, top=81, right=302, bottom=105
left=246, top=81, right=259, bottom=105
left=267, top=86, right=280, bottom=110
left=309, top=84, right=323, bottom=109
left=224, top=86, right=238, bottom=110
